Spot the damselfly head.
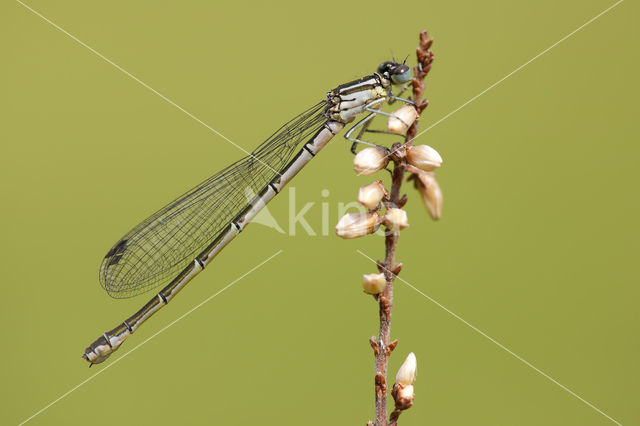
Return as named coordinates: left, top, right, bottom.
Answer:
left=377, top=61, right=412, bottom=85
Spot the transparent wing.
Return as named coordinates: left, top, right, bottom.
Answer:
left=100, top=101, right=327, bottom=298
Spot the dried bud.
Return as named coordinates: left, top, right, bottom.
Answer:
left=383, top=208, right=409, bottom=231
left=362, top=273, right=387, bottom=295
left=353, top=147, right=389, bottom=176
left=335, top=212, right=382, bottom=239
left=415, top=171, right=443, bottom=220
left=396, top=352, right=417, bottom=386
left=357, top=181, right=387, bottom=210
left=406, top=145, right=442, bottom=172
left=387, top=105, right=419, bottom=135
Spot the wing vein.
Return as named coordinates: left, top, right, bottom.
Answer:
left=99, top=101, right=327, bottom=298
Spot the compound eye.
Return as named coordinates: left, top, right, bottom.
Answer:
left=391, top=64, right=411, bottom=84
left=377, top=61, right=394, bottom=75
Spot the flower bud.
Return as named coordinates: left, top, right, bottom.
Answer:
left=383, top=208, right=409, bottom=231
left=406, top=145, right=442, bottom=172
left=335, top=212, right=382, bottom=239
left=394, top=384, right=415, bottom=410
left=397, top=384, right=415, bottom=401
left=362, top=273, right=386, bottom=295
left=415, top=171, right=443, bottom=220
left=387, top=105, right=419, bottom=135
left=396, top=352, right=417, bottom=386
left=353, top=147, right=389, bottom=176
left=357, top=181, right=387, bottom=210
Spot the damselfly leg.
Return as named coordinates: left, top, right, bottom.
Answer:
left=387, top=82, right=413, bottom=105
left=388, top=93, right=416, bottom=106
left=346, top=112, right=381, bottom=154
left=344, top=96, right=416, bottom=154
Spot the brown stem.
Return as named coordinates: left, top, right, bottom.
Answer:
left=406, top=30, right=435, bottom=143
left=374, top=149, right=405, bottom=426
left=369, top=30, right=434, bottom=426
left=389, top=409, right=402, bottom=426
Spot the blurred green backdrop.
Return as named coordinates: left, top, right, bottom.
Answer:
left=1, top=0, right=638, bottom=425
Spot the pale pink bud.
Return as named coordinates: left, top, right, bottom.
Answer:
left=407, top=145, right=442, bottom=172
left=357, top=181, right=387, bottom=210
left=335, top=212, right=382, bottom=239
left=362, top=273, right=387, bottom=295
left=387, top=105, right=419, bottom=135
left=396, top=352, right=417, bottom=386
left=383, top=208, right=409, bottom=231
left=397, top=384, right=415, bottom=401
left=415, top=171, right=443, bottom=220
left=353, top=147, right=389, bottom=176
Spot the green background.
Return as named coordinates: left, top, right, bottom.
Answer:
left=1, top=0, right=638, bottom=424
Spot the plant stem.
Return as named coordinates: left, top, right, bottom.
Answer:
left=373, top=152, right=406, bottom=426
left=370, top=30, right=434, bottom=426
left=407, top=30, right=435, bottom=143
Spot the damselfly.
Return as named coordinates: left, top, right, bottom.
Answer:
left=83, top=60, right=414, bottom=365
